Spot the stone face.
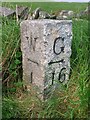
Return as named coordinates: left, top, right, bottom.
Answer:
left=56, top=10, right=74, bottom=20
left=50, top=15, right=56, bottom=19
left=20, top=20, right=72, bottom=99
left=16, top=6, right=29, bottom=20
left=39, top=11, right=50, bottom=19
left=32, top=7, right=41, bottom=19
left=0, top=6, right=15, bottom=17
left=28, top=7, right=75, bottom=20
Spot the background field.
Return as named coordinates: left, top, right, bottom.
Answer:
left=2, top=2, right=90, bottom=119
left=2, top=2, right=88, bottom=12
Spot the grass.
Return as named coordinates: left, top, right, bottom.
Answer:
left=2, top=17, right=22, bottom=94
left=1, top=2, right=90, bottom=119
left=2, top=2, right=88, bottom=13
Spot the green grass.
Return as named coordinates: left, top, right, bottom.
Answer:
left=2, top=2, right=89, bottom=119
left=2, top=2, right=88, bottom=13
left=2, top=17, right=22, bottom=94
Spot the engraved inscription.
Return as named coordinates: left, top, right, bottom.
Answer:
left=26, top=33, right=37, bottom=51
left=58, top=67, right=66, bottom=83
left=48, top=37, right=66, bottom=84
left=30, top=33, right=36, bottom=51
left=53, top=37, right=64, bottom=55
left=51, top=67, right=66, bottom=84
left=52, top=70, right=55, bottom=85
left=48, top=59, right=64, bottom=65
left=30, top=72, right=33, bottom=83
left=28, top=58, right=39, bottom=66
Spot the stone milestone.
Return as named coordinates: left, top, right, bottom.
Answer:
left=20, top=19, right=72, bottom=100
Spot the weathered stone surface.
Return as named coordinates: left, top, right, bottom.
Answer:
left=32, top=7, right=41, bottom=19
left=50, top=15, right=56, bottom=19
left=16, top=6, right=29, bottom=20
left=0, top=6, right=15, bottom=17
left=56, top=10, right=74, bottom=20
left=27, top=14, right=33, bottom=20
left=28, top=7, right=75, bottom=20
left=60, top=10, right=74, bottom=16
left=20, top=19, right=72, bottom=100
left=39, top=11, right=50, bottom=19
left=56, top=15, right=68, bottom=20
